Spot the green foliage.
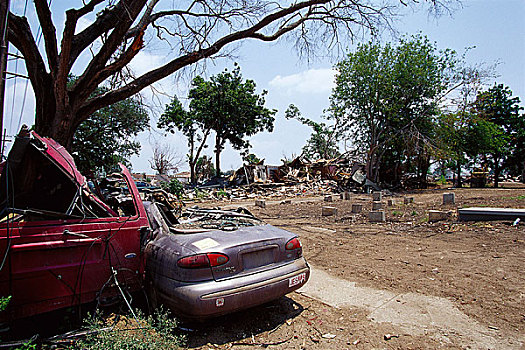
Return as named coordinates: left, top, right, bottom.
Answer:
left=194, top=189, right=206, bottom=199
left=162, top=179, right=184, bottom=198
left=471, top=84, right=524, bottom=186
left=72, top=85, right=149, bottom=176
left=504, top=195, right=525, bottom=200
left=243, top=153, right=263, bottom=165
left=71, top=308, right=183, bottom=350
left=285, top=105, right=340, bottom=160
left=160, top=65, right=276, bottom=178
left=0, top=296, right=11, bottom=311
left=195, top=155, right=215, bottom=181
left=330, top=34, right=457, bottom=186
left=216, top=189, right=228, bottom=199
left=15, top=341, right=36, bottom=350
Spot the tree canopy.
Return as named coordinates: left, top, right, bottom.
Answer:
left=8, top=0, right=452, bottom=149
left=159, top=66, right=275, bottom=179
left=285, top=104, right=341, bottom=161
left=471, top=84, right=524, bottom=187
left=330, top=34, right=457, bottom=186
left=71, top=87, right=149, bottom=176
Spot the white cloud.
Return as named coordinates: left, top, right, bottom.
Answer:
left=268, top=68, right=336, bottom=95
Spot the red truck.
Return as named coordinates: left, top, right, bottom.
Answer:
left=0, top=128, right=149, bottom=321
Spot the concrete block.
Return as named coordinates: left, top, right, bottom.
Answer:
left=322, top=206, right=337, bottom=216
left=255, top=200, right=266, bottom=208
left=372, top=202, right=383, bottom=210
left=324, top=195, right=333, bottom=202
left=372, top=192, right=382, bottom=201
left=443, top=192, right=455, bottom=205
left=351, top=204, right=363, bottom=213
left=387, top=199, right=395, bottom=206
left=340, top=191, right=351, bottom=200
left=404, top=197, right=414, bottom=204
left=369, top=211, right=386, bottom=222
left=428, top=210, right=451, bottom=222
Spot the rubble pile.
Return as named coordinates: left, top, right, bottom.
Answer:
left=181, top=155, right=380, bottom=201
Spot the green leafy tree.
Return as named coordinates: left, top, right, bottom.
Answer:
left=286, top=105, right=340, bottom=160
left=243, top=153, right=263, bottom=165
left=433, top=62, right=498, bottom=187
left=189, top=66, right=276, bottom=175
left=472, top=84, right=524, bottom=187
left=162, top=178, right=184, bottom=198
left=160, top=66, right=276, bottom=178
left=159, top=96, right=211, bottom=184
left=9, top=0, right=449, bottom=149
left=71, top=88, right=148, bottom=176
left=330, top=35, right=457, bottom=186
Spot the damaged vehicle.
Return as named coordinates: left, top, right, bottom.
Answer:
left=144, top=204, right=310, bottom=319
left=0, top=128, right=309, bottom=322
left=0, top=128, right=149, bottom=321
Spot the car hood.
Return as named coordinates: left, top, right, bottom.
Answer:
left=0, top=128, right=117, bottom=217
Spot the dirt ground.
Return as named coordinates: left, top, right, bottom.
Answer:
left=183, top=185, right=525, bottom=349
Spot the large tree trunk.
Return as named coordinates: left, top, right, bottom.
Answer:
left=34, top=99, right=81, bottom=150
left=455, top=162, right=462, bottom=188
left=189, top=160, right=196, bottom=185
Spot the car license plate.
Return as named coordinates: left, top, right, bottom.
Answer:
left=289, top=272, right=306, bottom=287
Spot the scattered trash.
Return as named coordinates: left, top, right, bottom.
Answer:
left=384, top=333, right=399, bottom=340
left=322, top=333, right=337, bottom=339
left=512, top=218, right=520, bottom=226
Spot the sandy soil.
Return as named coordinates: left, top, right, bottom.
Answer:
left=184, top=185, right=525, bottom=349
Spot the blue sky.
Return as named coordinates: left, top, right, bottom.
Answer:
left=4, top=0, right=524, bottom=173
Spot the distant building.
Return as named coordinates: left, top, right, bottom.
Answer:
left=174, top=171, right=191, bottom=184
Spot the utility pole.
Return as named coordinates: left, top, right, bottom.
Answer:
left=0, top=0, right=10, bottom=158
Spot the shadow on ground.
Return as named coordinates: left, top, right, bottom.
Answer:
left=182, top=296, right=305, bottom=348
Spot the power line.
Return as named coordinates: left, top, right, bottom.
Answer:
left=8, top=0, right=29, bottom=133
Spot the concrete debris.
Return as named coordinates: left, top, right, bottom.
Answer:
left=340, top=191, right=351, bottom=200
left=443, top=192, right=456, bottom=205
left=372, top=202, right=383, bottom=211
left=351, top=204, right=363, bottom=213
left=428, top=210, right=452, bottom=222
left=369, top=211, right=386, bottom=222
left=404, top=197, right=414, bottom=204
left=322, top=206, right=338, bottom=216
left=458, top=207, right=525, bottom=221
left=372, top=192, right=382, bottom=201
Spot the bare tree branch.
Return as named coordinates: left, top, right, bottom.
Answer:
left=34, top=0, right=59, bottom=74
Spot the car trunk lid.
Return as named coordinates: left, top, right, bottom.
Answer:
left=174, top=224, right=297, bottom=281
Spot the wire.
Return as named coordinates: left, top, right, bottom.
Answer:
left=8, top=0, right=29, bottom=133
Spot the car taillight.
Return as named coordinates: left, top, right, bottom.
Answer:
left=177, top=253, right=229, bottom=269
left=207, top=253, right=229, bottom=267
left=285, top=237, right=302, bottom=250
